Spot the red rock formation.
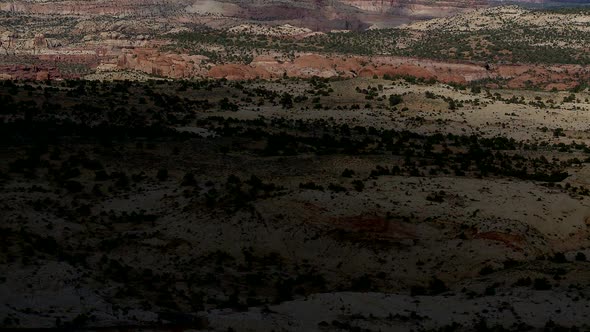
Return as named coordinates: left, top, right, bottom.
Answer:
left=2, top=43, right=589, bottom=90
left=117, top=48, right=208, bottom=78
left=331, top=215, right=417, bottom=239
left=208, top=64, right=272, bottom=80
left=112, top=48, right=590, bottom=90
left=474, top=231, right=526, bottom=250
left=0, top=65, right=61, bottom=80
left=35, top=70, right=50, bottom=80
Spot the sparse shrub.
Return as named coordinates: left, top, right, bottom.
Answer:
left=428, top=277, right=448, bottom=295
left=181, top=172, right=197, bottom=186
left=352, top=180, right=364, bottom=192
left=328, top=183, right=347, bottom=193
left=350, top=275, right=372, bottom=291
left=341, top=169, right=355, bottom=178
left=411, top=285, right=426, bottom=296
left=552, top=252, right=567, bottom=263
left=479, top=266, right=494, bottom=276
left=426, top=191, right=445, bottom=203
left=64, top=180, right=83, bottom=193
left=95, top=170, right=109, bottom=181
left=389, top=94, right=403, bottom=106
left=157, top=169, right=168, bottom=181
left=299, top=182, right=324, bottom=191
left=533, top=278, right=552, bottom=290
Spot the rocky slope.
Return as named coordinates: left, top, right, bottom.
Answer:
left=0, top=0, right=567, bottom=28
left=0, top=0, right=186, bottom=16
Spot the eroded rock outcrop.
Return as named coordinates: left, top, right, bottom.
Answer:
left=113, top=49, right=590, bottom=90
left=0, top=65, right=61, bottom=80
left=117, top=48, right=209, bottom=78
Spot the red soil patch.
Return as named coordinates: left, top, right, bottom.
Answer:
left=474, top=231, right=525, bottom=250
left=331, top=215, right=417, bottom=239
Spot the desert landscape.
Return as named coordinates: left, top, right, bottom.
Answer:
left=1, top=0, right=590, bottom=331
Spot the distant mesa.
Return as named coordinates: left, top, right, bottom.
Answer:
left=1, top=0, right=586, bottom=30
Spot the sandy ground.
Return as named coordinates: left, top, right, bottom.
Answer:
left=205, top=78, right=590, bottom=143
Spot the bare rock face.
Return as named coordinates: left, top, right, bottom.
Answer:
left=35, top=70, right=50, bottom=80
left=117, top=48, right=209, bottom=78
